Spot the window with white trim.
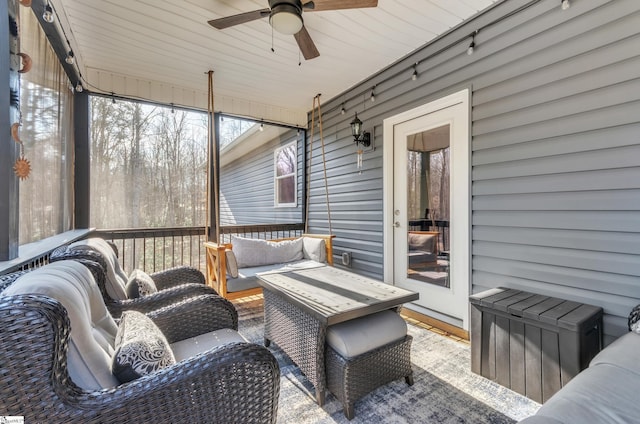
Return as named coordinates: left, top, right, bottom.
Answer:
left=274, top=141, right=297, bottom=207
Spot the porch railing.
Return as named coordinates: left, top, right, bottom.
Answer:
left=218, top=223, right=305, bottom=243
left=96, top=223, right=305, bottom=275
left=95, top=227, right=208, bottom=276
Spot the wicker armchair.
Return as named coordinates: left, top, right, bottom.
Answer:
left=0, top=255, right=238, bottom=332
left=51, top=239, right=226, bottom=319
left=629, top=303, right=640, bottom=332
left=0, top=261, right=280, bottom=423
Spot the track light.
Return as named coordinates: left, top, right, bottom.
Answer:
left=111, top=93, right=116, bottom=104
left=341, top=104, right=346, bottom=115
left=411, top=64, right=418, bottom=81
left=370, top=87, right=376, bottom=103
left=561, top=0, right=570, bottom=10
left=260, top=123, right=264, bottom=131
left=43, top=2, right=54, bottom=23
left=75, top=82, right=83, bottom=92
left=65, top=50, right=75, bottom=65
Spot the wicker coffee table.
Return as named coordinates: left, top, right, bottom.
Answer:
left=257, top=266, right=418, bottom=405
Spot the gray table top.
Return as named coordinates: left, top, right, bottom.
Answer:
left=258, top=266, right=419, bottom=325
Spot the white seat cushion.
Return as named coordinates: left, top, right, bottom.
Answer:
left=529, top=362, right=640, bottom=424
left=171, top=328, right=247, bottom=361
left=589, top=332, right=640, bottom=374
left=327, top=310, right=407, bottom=359
left=226, top=260, right=326, bottom=293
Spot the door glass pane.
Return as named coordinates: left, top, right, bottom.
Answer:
left=406, top=125, right=450, bottom=287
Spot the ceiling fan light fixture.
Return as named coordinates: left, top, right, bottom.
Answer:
left=270, top=3, right=303, bottom=35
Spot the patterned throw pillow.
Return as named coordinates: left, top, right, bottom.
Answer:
left=111, top=310, right=176, bottom=383
left=225, top=249, right=239, bottom=278
left=125, top=269, right=158, bottom=298
left=630, top=305, right=640, bottom=333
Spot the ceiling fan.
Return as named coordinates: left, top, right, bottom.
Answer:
left=208, top=0, right=378, bottom=60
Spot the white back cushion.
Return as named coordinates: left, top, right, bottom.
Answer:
left=231, top=236, right=303, bottom=268
left=302, top=237, right=326, bottom=263
left=70, top=238, right=128, bottom=300
left=225, top=249, right=239, bottom=278
left=4, top=260, right=119, bottom=389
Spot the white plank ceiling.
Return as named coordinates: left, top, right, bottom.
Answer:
left=52, top=0, right=499, bottom=125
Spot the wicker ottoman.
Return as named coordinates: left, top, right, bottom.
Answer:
left=325, top=310, right=414, bottom=420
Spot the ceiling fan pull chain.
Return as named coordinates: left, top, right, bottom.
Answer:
left=271, top=26, right=275, bottom=53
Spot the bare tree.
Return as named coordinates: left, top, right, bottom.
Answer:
left=89, top=97, right=206, bottom=230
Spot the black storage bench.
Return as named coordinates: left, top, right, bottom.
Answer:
left=469, top=287, right=603, bottom=403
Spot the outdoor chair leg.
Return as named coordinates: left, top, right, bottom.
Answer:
left=406, top=372, right=414, bottom=386
left=344, top=403, right=355, bottom=420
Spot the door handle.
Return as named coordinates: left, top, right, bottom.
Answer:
left=394, top=221, right=401, bottom=228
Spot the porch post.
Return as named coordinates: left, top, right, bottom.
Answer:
left=0, top=0, right=19, bottom=261
left=212, top=112, right=220, bottom=242
left=205, top=86, right=219, bottom=243
left=74, top=91, right=90, bottom=228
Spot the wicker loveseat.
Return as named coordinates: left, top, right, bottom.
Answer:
left=204, top=234, right=334, bottom=299
left=51, top=237, right=221, bottom=318
left=0, top=260, right=280, bottom=423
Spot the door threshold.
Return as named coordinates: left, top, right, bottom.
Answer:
left=401, top=307, right=469, bottom=341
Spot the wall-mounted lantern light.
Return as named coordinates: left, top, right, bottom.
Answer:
left=350, top=112, right=371, bottom=147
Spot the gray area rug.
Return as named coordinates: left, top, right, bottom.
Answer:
left=236, top=299, right=540, bottom=424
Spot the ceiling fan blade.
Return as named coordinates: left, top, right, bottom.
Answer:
left=208, top=9, right=270, bottom=29
left=304, top=0, right=377, bottom=12
left=294, top=26, right=320, bottom=60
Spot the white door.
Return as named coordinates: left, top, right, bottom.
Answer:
left=383, top=89, right=470, bottom=329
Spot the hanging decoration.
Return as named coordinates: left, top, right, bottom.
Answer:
left=11, top=120, right=31, bottom=180
left=356, top=148, right=363, bottom=175
left=13, top=154, right=31, bottom=180
left=10, top=122, right=21, bottom=143
left=17, top=52, right=32, bottom=73
left=9, top=1, right=32, bottom=180
left=350, top=93, right=375, bottom=173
